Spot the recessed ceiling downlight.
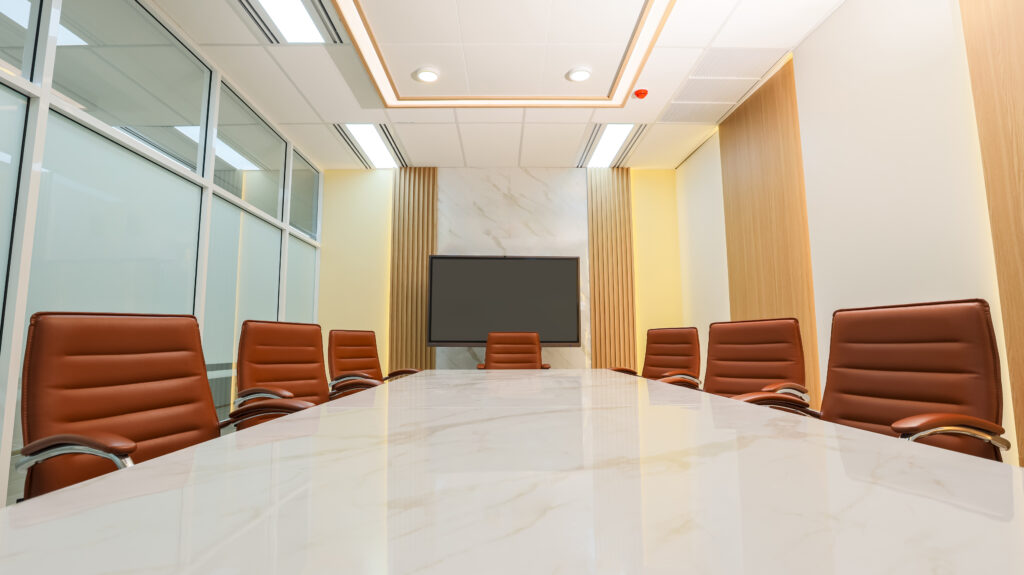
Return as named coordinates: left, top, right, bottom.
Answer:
left=566, top=67, right=591, bottom=82
left=413, top=67, right=440, bottom=83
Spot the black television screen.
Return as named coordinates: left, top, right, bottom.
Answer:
left=428, top=256, right=580, bottom=346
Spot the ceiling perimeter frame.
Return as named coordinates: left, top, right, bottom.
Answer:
left=331, top=0, right=677, bottom=108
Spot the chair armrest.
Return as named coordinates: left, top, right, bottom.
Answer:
left=761, top=382, right=810, bottom=402
left=17, top=432, right=137, bottom=471
left=222, top=398, right=315, bottom=429
left=542, top=363, right=551, bottom=369
left=384, top=368, right=421, bottom=381
left=658, top=374, right=701, bottom=390
left=477, top=363, right=485, bottom=369
left=331, top=372, right=383, bottom=385
left=733, top=392, right=821, bottom=418
left=610, top=367, right=637, bottom=375
left=234, top=386, right=295, bottom=408
left=892, top=413, right=1010, bottom=451
left=328, top=377, right=382, bottom=400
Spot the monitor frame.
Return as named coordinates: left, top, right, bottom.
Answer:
left=426, top=255, right=582, bottom=347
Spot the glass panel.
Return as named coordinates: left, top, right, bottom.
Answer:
left=0, top=84, right=27, bottom=326
left=285, top=235, right=316, bottom=323
left=215, top=86, right=285, bottom=217
left=289, top=151, right=318, bottom=237
left=52, top=0, right=210, bottom=172
left=8, top=113, right=201, bottom=503
left=0, top=0, right=39, bottom=78
left=204, top=196, right=281, bottom=418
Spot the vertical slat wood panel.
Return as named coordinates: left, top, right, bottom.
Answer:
left=718, top=60, right=821, bottom=406
left=960, top=0, right=1024, bottom=463
left=389, top=167, right=437, bottom=370
left=587, top=168, right=637, bottom=369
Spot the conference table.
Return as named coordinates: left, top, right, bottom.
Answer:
left=1, top=369, right=1022, bottom=573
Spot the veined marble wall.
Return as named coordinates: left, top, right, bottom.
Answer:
left=436, top=168, right=591, bottom=369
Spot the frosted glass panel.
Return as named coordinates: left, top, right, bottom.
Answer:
left=53, top=0, right=210, bottom=172
left=0, top=84, right=27, bottom=331
left=289, top=151, right=318, bottom=237
left=285, top=235, right=316, bottom=323
left=204, top=196, right=281, bottom=417
left=0, top=0, right=40, bottom=78
left=215, top=86, right=284, bottom=217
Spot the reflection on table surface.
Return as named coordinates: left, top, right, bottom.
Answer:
left=1, top=369, right=1022, bottom=574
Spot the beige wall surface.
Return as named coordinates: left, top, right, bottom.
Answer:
left=318, top=170, right=393, bottom=374
left=631, top=169, right=685, bottom=371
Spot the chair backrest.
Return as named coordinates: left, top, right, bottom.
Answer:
left=640, top=327, right=700, bottom=379
left=327, top=329, right=383, bottom=381
left=820, top=300, right=1002, bottom=460
left=237, top=321, right=329, bottom=406
left=483, top=332, right=543, bottom=369
left=703, top=318, right=805, bottom=397
left=21, top=312, right=220, bottom=498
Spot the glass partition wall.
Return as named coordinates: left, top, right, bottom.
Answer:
left=0, top=0, right=322, bottom=504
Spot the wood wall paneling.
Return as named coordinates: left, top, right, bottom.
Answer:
left=389, top=167, right=437, bottom=370
left=960, top=0, right=1024, bottom=464
left=718, top=60, right=822, bottom=405
left=587, top=168, right=637, bottom=370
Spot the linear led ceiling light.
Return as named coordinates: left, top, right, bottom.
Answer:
left=345, top=124, right=397, bottom=169
left=586, top=124, right=634, bottom=168
left=256, top=0, right=324, bottom=43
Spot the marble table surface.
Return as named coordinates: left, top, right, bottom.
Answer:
left=1, top=369, right=1022, bottom=574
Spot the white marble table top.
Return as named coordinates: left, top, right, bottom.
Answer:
left=1, top=369, right=1023, bottom=574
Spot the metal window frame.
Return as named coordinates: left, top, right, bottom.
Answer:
left=0, top=0, right=324, bottom=504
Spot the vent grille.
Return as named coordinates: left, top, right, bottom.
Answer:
left=379, top=124, right=408, bottom=168
left=333, top=124, right=372, bottom=169
left=575, top=124, right=601, bottom=168
left=612, top=124, right=646, bottom=168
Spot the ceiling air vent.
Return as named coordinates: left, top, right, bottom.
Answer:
left=333, top=124, right=372, bottom=169
left=575, top=125, right=601, bottom=168
left=612, top=124, right=646, bottom=168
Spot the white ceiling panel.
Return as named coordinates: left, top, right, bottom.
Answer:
left=525, top=108, right=595, bottom=123
left=657, top=0, right=739, bottom=47
left=456, top=109, right=525, bottom=123
left=151, top=0, right=260, bottom=45
left=277, top=124, right=364, bottom=170
left=463, top=45, right=548, bottom=96
left=457, top=0, right=552, bottom=44
left=379, top=44, right=469, bottom=96
left=713, top=0, right=845, bottom=49
left=268, top=45, right=387, bottom=124
left=691, top=47, right=787, bottom=78
left=358, top=0, right=462, bottom=44
left=385, top=108, right=457, bottom=123
left=203, top=46, right=320, bottom=124
left=592, top=47, right=702, bottom=123
left=520, top=123, right=590, bottom=167
left=393, top=124, right=465, bottom=167
left=626, top=124, right=716, bottom=168
left=674, top=77, right=758, bottom=102
left=459, top=124, right=523, bottom=167
left=548, top=0, right=646, bottom=45
left=660, top=102, right=734, bottom=123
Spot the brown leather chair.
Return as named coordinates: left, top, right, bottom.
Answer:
left=476, top=332, right=551, bottom=369
left=327, top=329, right=419, bottom=384
left=234, top=321, right=381, bottom=425
left=737, top=300, right=1010, bottom=460
left=698, top=318, right=806, bottom=398
left=17, top=312, right=313, bottom=499
left=611, top=327, right=700, bottom=386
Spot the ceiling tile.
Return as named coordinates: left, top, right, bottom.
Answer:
left=459, top=124, right=523, bottom=167
left=393, top=124, right=465, bottom=167
left=277, top=124, right=365, bottom=170
left=547, top=0, right=646, bottom=45
left=674, top=77, right=758, bottom=102
left=463, top=45, right=547, bottom=96
left=520, top=124, right=590, bottom=167
left=592, top=47, right=702, bottom=123
left=385, top=108, right=457, bottom=123
left=152, top=0, right=260, bottom=45
left=457, top=0, right=551, bottom=44
left=541, top=43, right=624, bottom=96
left=268, top=45, right=387, bottom=124
left=660, top=102, right=734, bottom=123
left=204, top=46, right=320, bottom=124
left=358, top=0, right=462, bottom=44
left=691, top=47, right=787, bottom=78
left=456, top=109, right=525, bottom=123
left=657, top=0, right=740, bottom=47
left=626, top=124, right=717, bottom=168
left=713, top=0, right=846, bottom=49
left=524, top=108, right=594, bottom=123
left=379, top=44, right=469, bottom=96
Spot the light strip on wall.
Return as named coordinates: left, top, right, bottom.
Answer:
left=255, top=0, right=324, bottom=43
left=175, top=126, right=261, bottom=171
left=345, top=124, right=397, bottom=169
left=587, top=124, right=634, bottom=168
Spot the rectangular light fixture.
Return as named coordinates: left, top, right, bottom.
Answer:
left=586, top=124, right=634, bottom=168
left=176, top=126, right=260, bottom=172
left=255, top=0, right=324, bottom=43
left=345, top=124, right=398, bottom=169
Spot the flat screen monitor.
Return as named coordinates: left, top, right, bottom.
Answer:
left=428, top=256, right=580, bottom=346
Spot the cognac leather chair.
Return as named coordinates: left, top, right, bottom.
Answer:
left=327, top=329, right=419, bottom=384
left=476, top=332, right=551, bottom=369
left=699, top=318, right=806, bottom=399
left=737, top=300, right=1010, bottom=460
left=234, top=321, right=381, bottom=426
left=611, top=327, right=700, bottom=387
left=18, top=312, right=313, bottom=499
